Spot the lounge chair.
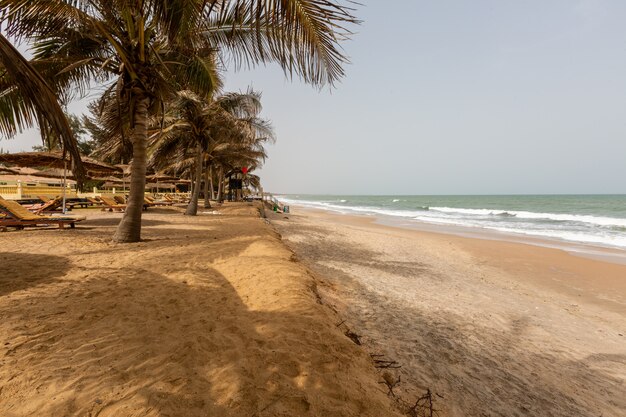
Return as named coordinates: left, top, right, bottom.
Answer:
left=65, top=198, right=93, bottom=209
left=0, top=196, right=84, bottom=231
left=98, top=196, right=126, bottom=212
left=31, top=197, right=64, bottom=214
left=163, top=194, right=189, bottom=204
left=86, top=197, right=105, bottom=207
left=113, top=195, right=126, bottom=205
left=145, top=195, right=172, bottom=206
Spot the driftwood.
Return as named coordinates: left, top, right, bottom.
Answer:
left=370, top=353, right=401, bottom=369
left=406, top=389, right=441, bottom=417
left=336, top=320, right=362, bottom=345
left=334, top=320, right=444, bottom=416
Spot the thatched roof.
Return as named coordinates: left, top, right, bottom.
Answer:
left=0, top=152, right=122, bottom=175
left=7, top=166, right=70, bottom=179
left=0, top=174, right=76, bottom=185
left=147, top=173, right=181, bottom=182
left=146, top=182, right=176, bottom=189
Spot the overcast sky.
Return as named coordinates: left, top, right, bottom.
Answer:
left=3, top=1, right=626, bottom=195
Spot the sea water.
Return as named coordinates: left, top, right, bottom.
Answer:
left=278, top=194, right=626, bottom=250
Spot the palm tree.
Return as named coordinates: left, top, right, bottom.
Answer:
left=148, top=89, right=273, bottom=215
left=0, top=33, right=85, bottom=184
left=0, top=0, right=357, bottom=242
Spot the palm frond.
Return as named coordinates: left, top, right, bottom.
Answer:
left=0, top=33, right=85, bottom=185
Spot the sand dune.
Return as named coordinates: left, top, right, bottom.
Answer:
left=0, top=204, right=401, bottom=417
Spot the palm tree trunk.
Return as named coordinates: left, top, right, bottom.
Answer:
left=209, top=164, right=215, bottom=200
left=113, top=97, right=149, bottom=243
left=203, top=159, right=211, bottom=209
left=185, top=144, right=204, bottom=215
left=216, top=165, right=224, bottom=203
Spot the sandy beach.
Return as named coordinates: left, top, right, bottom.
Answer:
left=0, top=204, right=401, bottom=417
left=271, top=206, right=626, bottom=417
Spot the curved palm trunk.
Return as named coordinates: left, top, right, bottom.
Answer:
left=209, top=165, right=215, bottom=200
left=185, top=144, right=204, bottom=215
left=216, top=165, right=224, bottom=203
left=113, top=97, right=149, bottom=243
left=203, top=160, right=211, bottom=209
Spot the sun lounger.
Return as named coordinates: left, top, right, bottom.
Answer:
left=31, top=197, right=63, bottom=215
left=98, top=196, right=126, bottom=212
left=0, top=196, right=84, bottom=231
left=65, top=198, right=93, bottom=209
left=86, top=197, right=105, bottom=206
left=163, top=194, right=189, bottom=204
left=113, top=195, right=126, bottom=205
left=145, top=195, right=172, bottom=206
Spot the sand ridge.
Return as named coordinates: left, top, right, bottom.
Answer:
left=0, top=203, right=401, bottom=417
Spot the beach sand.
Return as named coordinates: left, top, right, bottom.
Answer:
left=271, top=207, right=626, bottom=417
left=0, top=204, right=401, bottom=417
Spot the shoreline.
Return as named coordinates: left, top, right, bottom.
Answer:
left=270, top=206, right=626, bottom=416
left=286, top=204, right=626, bottom=315
left=288, top=203, right=626, bottom=266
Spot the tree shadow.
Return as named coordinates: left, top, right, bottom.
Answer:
left=275, top=222, right=433, bottom=281
left=82, top=217, right=171, bottom=227
left=0, top=252, right=70, bottom=296
left=0, top=232, right=391, bottom=416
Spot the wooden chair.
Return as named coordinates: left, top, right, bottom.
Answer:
left=98, top=196, right=126, bottom=212
left=31, top=197, right=64, bottom=215
left=113, top=195, right=126, bottom=205
left=0, top=196, right=84, bottom=231
left=145, top=195, right=172, bottom=206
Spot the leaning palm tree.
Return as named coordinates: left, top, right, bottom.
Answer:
left=0, top=0, right=357, bottom=242
left=0, top=33, right=85, bottom=184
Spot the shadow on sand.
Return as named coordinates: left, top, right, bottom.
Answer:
left=0, top=253, right=70, bottom=296
left=0, top=209, right=383, bottom=417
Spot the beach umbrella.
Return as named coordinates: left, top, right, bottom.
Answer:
left=146, top=173, right=181, bottom=194
left=146, top=173, right=180, bottom=182
left=4, top=166, right=79, bottom=180
left=146, top=182, right=175, bottom=192
left=0, top=166, right=19, bottom=175
left=0, top=152, right=122, bottom=175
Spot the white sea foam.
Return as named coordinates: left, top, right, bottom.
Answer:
left=279, top=198, right=426, bottom=218
left=489, top=226, right=626, bottom=249
left=278, top=197, right=626, bottom=249
left=429, top=207, right=626, bottom=228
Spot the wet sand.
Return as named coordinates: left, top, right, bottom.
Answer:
left=0, top=204, right=401, bottom=417
left=270, top=206, right=626, bottom=417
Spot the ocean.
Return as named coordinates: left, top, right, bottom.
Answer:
left=277, top=194, right=626, bottom=250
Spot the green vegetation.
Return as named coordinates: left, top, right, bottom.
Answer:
left=0, top=1, right=358, bottom=242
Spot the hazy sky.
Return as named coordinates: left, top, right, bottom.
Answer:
left=3, top=1, right=626, bottom=195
